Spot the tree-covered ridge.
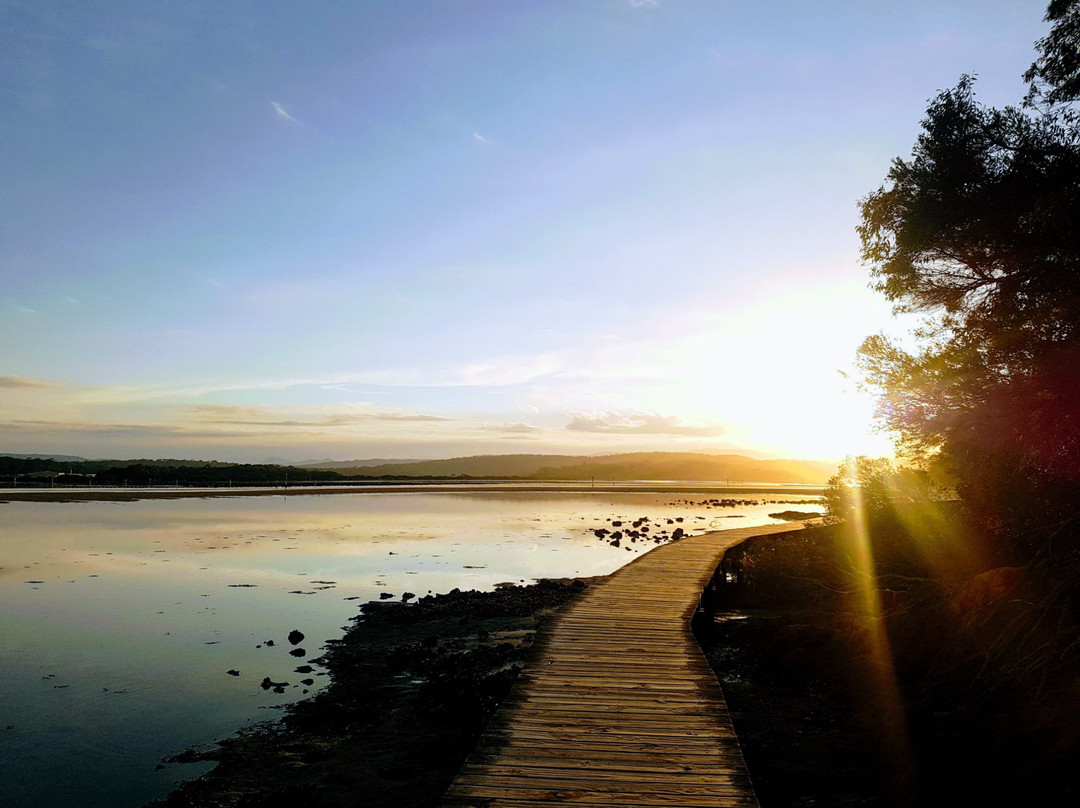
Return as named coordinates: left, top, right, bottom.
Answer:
left=325, top=452, right=835, bottom=483
left=0, top=452, right=837, bottom=485
left=0, top=455, right=344, bottom=485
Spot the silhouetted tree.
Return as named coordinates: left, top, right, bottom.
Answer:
left=857, top=3, right=1080, bottom=554
left=1025, top=0, right=1080, bottom=106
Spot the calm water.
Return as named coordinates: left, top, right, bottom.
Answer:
left=0, top=490, right=820, bottom=807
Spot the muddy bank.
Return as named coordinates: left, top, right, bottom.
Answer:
left=696, top=514, right=1080, bottom=807
left=146, top=578, right=592, bottom=808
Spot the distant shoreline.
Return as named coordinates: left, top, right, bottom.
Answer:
left=0, top=481, right=825, bottom=503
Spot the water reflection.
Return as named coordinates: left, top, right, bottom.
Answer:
left=0, top=490, right=819, bottom=806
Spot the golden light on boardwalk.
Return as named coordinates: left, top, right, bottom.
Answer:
left=441, top=524, right=804, bottom=808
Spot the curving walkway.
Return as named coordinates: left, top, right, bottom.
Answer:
left=440, top=522, right=803, bottom=808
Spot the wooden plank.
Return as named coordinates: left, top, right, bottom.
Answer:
left=437, top=523, right=804, bottom=808
left=444, top=783, right=759, bottom=806
left=454, top=766, right=748, bottom=786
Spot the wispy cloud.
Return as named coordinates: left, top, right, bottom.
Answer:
left=472, top=132, right=494, bottom=145
left=188, top=404, right=452, bottom=428
left=271, top=101, right=307, bottom=127
left=6, top=301, right=37, bottom=314
left=0, top=375, right=57, bottom=389
left=565, top=411, right=720, bottom=436
left=480, top=421, right=543, bottom=434
left=0, top=420, right=248, bottom=439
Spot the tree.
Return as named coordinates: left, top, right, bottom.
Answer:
left=1025, top=0, right=1080, bottom=106
left=857, top=3, right=1080, bottom=552
left=823, top=456, right=933, bottom=525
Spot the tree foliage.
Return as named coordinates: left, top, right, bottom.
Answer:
left=1025, top=0, right=1080, bottom=106
left=857, top=3, right=1080, bottom=551
left=823, top=456, right=933, bottom=525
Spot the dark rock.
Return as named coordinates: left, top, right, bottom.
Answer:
left=401, top=592, right=415, bottom=602
left=265, top=640, right=275, bottom=647
left=379, top=592, right=394, bottom=600
left=288, top=629, right=305, bottom=645
left=294, top=665, right=314, bottom=673
left=227, top=669, right=241, bottom=677
left=289, top=648, right=306, bottom=657
left=300, top=678, right=314, bottom=686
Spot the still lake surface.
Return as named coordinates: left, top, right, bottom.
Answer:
left=0, top=489, right=821, bottom=806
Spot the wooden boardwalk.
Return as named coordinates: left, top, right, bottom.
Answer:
left=441, top=522, right=803, bottom=808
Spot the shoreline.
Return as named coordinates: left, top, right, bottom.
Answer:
left=146, top=578, right=595, bottom=807
left=0, top=481, right=825, bottom=504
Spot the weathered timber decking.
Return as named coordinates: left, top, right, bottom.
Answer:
left=441, top=522, right=804, bottom=808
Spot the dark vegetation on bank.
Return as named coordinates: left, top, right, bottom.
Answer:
left=147, top=579, right=590, bottom=808
left=692, top=9, right=1080, bottom=802
left=0, top=451, right=834, bottom=489
left=0, top=455, right=347, bottom=487
left=696, top=503, right=1080, bottom=807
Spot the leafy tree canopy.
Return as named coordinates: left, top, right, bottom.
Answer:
left=1025, top=0, right=1080, bottom=106
left=857, top=2, right=1080, bottom=547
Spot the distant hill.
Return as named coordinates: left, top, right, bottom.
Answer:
left=318, top=452, right=837, bottom=484
left=0, top=455, right=344, bottom=485
left=299, top=458, right=429, bottom=469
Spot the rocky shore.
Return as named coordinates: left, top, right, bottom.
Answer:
left=147, top=578, right=592, bottom=808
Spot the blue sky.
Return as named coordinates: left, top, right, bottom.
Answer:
left=0, top=0, right=1049, bottom=462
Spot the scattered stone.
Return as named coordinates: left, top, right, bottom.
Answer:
left=287, top=629, right=305, bottom=645
left=401, top=592, right=415, bottom=602
left=227, top=670, right=241, bottom=677
left=294, top=665, right=314, bottom=673
left=379, top=592, right=394, bottom=600
left=289, top=648, right=306, bottom=657
left=265, top=640, right=275, bottom=647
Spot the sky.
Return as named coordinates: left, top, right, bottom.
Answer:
left=0, top=0, right=1051, bottom=464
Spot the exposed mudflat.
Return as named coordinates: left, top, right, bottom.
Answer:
left=146, top=578, right=593, bottom=808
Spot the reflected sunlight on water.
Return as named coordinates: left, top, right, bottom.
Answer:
left=0, top=490, right=820, bottom=806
